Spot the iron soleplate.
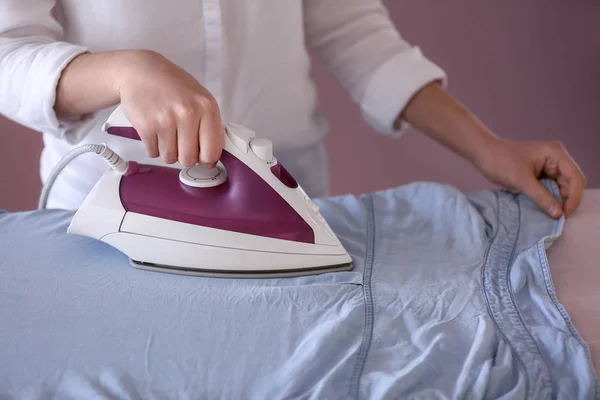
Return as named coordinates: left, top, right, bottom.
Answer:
left=129, top=259, right=353, bottom=279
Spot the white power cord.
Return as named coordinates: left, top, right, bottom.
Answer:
left=38, top=143, right=129, bottom=210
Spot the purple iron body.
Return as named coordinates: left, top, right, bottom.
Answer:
left=108, top=126, right=313, bottom=243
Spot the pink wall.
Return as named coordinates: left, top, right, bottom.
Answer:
left=1, top=1, right=598, bottom=211
left=0, top=119, right=44, bottom=211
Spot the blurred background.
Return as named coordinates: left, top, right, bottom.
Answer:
left=1, top=0, right=598, bottom=211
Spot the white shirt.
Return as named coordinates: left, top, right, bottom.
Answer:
left=0, top=0, right=446, bottom=209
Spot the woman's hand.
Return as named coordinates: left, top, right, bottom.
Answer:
left=55, top=49, right=223, bottom=167
left=400, top=82, right=586, bottom=218
left=473, top=138, right=586, bottom=219
left=116, top=50, right=223, bottom=167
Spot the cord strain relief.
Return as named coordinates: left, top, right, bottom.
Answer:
left=98, top=144, right=128, bottom=175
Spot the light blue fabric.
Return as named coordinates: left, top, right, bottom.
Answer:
left=0, top=180, right=597, bottom=399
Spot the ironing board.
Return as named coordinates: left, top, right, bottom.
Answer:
left=546, top=188, right=600, bottom=373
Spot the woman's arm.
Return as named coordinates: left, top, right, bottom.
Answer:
left=303, top=0, right=585, bottom=217
left=303, top=0, right=446, bottom=135
left=400, top=82, right=586, bottom=218
left=53, top=51, right=124, bottom=118
left=398, top=82, right=497, bottom=166
left=52, top=49, right=224, bottom=167
left=0, top=0, right=223, bottom=167
left=0, top=0, right=88, bottom=136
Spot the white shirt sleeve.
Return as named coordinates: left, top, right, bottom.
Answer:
left=0, top=1, right=90, bottom=142
left=303, top=0, right=447, bottom=136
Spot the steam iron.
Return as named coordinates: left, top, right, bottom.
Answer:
left=64, top=105, right=353, bottom=278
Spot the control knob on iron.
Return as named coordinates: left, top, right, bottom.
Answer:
left=179, top=162, right=227, bottom=188
left=249, top=138, right=274, bottom=162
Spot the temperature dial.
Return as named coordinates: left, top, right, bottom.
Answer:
left=179, top=162, right=227, bottom=188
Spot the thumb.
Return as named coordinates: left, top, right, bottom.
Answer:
left=519, top=177, right=563, bottom=219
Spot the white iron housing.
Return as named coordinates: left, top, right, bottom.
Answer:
left=67, top=106, right=353, bottom=278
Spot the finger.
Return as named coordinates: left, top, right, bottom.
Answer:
left=557, top=175, right=570, bottom=199
left=198, top=102, right=224, bottom=167
left=541, top=154, right=560, bottom=179
left=543, top=143, right=586, bottom=217
left=142, top=132, right=159, bottom=158
left=132, top=121, right=159, bottom=158
left=557, top=159, right=586, bottom=217
left=518, top=175, right=563, bottom=219
left=177, top=116, right=200, bottom=167
left=157, top=128, right=178, bottom=164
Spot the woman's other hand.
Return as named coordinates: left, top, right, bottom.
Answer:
left=473, top=138, right=586, bottom=219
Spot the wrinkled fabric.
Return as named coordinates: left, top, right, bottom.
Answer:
left=0, top=180, right=597, bottom=399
